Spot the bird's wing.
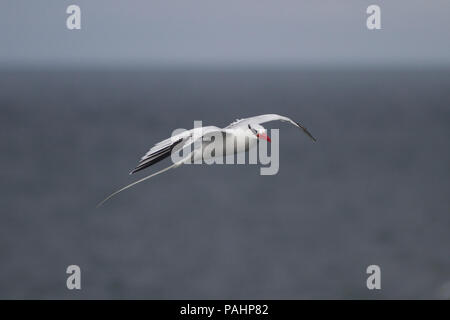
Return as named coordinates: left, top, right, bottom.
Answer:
left=130, top=126, right=222, bottom=174
left=226, top=114, right=316, bottom=142
left=98, top=126, right=228, bottom=206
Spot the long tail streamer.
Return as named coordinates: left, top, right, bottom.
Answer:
left=97, top=161, right=183, bottom=207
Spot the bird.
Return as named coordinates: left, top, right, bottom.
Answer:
left=97, top=114, right=316, bottom=207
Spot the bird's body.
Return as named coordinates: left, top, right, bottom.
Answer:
left=192, top=127, right=258, bottom=162
left=98, top=114, right=315, bottom=206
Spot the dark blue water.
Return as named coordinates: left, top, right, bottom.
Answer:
left=1, top=69, right=449, bottom=299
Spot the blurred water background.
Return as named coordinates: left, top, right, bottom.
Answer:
left=0, top=68, right=449, bottom=299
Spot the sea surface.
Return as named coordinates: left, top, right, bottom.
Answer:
left=0, top=68, right=449, bottom=299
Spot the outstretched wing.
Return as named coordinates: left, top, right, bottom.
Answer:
left=130, top=126, right=222, bottom=174
left=130, top=136, right=184, bottom=174
left=226, top=114, right=316, bottom=142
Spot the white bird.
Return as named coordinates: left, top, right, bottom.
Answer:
left=97, top=114, right=316, bottom=207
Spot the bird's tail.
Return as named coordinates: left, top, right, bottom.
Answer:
left=97, top=160, right=184, bottom=208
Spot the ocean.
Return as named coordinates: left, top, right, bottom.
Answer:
left=0, top=68, right=449, bottom=298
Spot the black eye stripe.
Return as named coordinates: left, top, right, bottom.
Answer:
left=248, top=124, right=258, bottom=135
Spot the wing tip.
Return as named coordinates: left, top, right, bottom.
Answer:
left=129, top=166, right=145, bottom=175
left=295, top=121, right=317, bottom=142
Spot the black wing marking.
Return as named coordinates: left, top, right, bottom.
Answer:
left=130, top=138, right=183, bottom=174
left=294, top=121, right=316, bottom=142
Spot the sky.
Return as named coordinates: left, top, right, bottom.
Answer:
left=1, top=0, right=450, bottom=67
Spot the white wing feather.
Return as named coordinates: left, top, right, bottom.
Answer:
left=226, top=114, right=316, bottom=141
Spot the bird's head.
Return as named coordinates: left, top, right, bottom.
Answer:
left=248, top=124, right=271, bottom=142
